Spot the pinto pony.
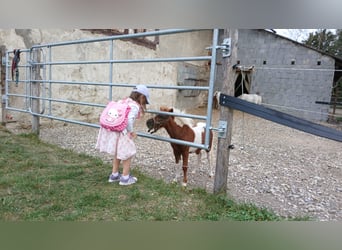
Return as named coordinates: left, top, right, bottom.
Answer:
left=146, top=106, right=214, bottom=187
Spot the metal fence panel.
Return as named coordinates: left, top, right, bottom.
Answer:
left=5, top=29, right=219, bottom=150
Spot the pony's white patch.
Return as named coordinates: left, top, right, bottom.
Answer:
left=190, top=123, right=205, bottom=152
left=173, top=108, right=195, bottom=127
left=172, top=108, right=205, bottom=151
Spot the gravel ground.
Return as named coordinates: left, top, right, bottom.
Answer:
left=6, top=108, right=342, bottom=221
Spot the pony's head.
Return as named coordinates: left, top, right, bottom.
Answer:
left=146, top=106, right=173, bottom=134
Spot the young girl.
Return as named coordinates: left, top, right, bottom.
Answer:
left=96, top=85, right=150, bottom=185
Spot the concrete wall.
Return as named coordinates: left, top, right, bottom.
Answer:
left=237, top=29, right=334, bottom=121
left=0, top=29, right=212, bottom=125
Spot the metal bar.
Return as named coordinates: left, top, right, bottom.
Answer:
left=40, top=48, right=46, bottom=114
left=31, top=56, right=212, bottom=66
left=147, top=109, right=207, bottom=121
left=138, top=132, right=209, bottom=150
left=7, top=93, right=29, bottom=98
left=5, top=51, right=9, bottom=109
left=27, top=80, right=211, bottom=91
left=6, top=79, right=31, bottom=84
left=48, top=46, right=52, bottom=115
left=204, top=28, right=219, bottom=146
left=29, top=112, right=100, bottom=128
left=6, top=106, right=30, bottom=113
left=7, top=93, right=104, bottom=108
left=25, top=52, right=30, bottom=110
left=109, top=40, right=114, bottom=100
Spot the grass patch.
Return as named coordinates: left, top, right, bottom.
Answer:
left=0, top=125, right=304, bottom=221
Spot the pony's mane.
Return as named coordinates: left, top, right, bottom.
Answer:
left=172, top=108, right=194, bottom=127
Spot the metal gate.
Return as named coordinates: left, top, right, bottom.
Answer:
left=4, top=29, right=223, bottom=150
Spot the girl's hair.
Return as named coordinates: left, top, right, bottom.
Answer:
left=129, top=91, right=147, bottom=115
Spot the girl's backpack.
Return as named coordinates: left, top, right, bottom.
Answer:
left=99, top=99, right=131, bottom=132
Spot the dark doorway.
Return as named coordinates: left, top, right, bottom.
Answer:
left=234, top=73, right=250, bottom=97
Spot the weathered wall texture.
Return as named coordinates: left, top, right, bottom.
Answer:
left=237, top=29, right=334, bottom=121
left=0, top=29, right=212, bottom=125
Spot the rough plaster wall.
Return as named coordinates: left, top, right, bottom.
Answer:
left=158, top=30, right=212, bottom=109
left=237, top=29, right=334, bottom=121
left=15, top=29, right=43, bottom=48
left=0, top=29, right=212, bottom=125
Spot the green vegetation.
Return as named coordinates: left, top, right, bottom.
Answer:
left=0, top=126, right=303, bottom=221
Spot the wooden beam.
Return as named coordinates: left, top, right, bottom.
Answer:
left=213, top=29, right=238, bottom=194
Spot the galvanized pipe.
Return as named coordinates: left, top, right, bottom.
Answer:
left=31, top=56, right=212, bottom=66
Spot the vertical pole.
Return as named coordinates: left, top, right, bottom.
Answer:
left=1, top=46, right=6, bottom=126
left=109, top=40, right=114, bottom=100
left=213, top=29, right=238, bottom=194
left=205, top=29, right=219, bottom=147
left=31, top=48, right=41, bottom=135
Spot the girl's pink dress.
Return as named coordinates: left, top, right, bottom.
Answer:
left=96, top=98, right=140, bottom=160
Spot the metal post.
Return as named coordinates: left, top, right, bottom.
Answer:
left=31, top=48, right=41, bottom=134
left=204, top=29, right=219, bottom=147
left=213, top=29, right=238, bottom=194
left=109, top=40, right=114, bottom=100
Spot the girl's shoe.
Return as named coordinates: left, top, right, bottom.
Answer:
left=119, top=175, right=138, bottom=186
left=108, top=173, right=121, bottom=183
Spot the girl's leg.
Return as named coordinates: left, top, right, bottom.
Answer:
left=121, top=157, right=132, bottom=176
left=109, top=158, right=121, bottom=182
left=112, top=158, right=121, bottom=174
left=119, top=157, right=137, bottom=185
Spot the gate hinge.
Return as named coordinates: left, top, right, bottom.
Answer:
left=211, top=120, right=227, bottom=138
left=206, top=38, right=231, bottom=58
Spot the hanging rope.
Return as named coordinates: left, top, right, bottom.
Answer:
left=11, top=49, right=20, bottom=86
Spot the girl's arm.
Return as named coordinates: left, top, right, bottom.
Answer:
left=126, top=104, right=140, bottom=132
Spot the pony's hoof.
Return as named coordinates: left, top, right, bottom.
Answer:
left=182, top=182, right=187, bottom=187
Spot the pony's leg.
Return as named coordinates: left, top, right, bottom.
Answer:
left=182, top=165, right=188, bottom=187
left=192, top=152, right=202, bottom=174
left=182, top=152, right=189, bottom=187
left=172, top=151, right=181, bottom=183
left=172, top=163, right=181, bottom=183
